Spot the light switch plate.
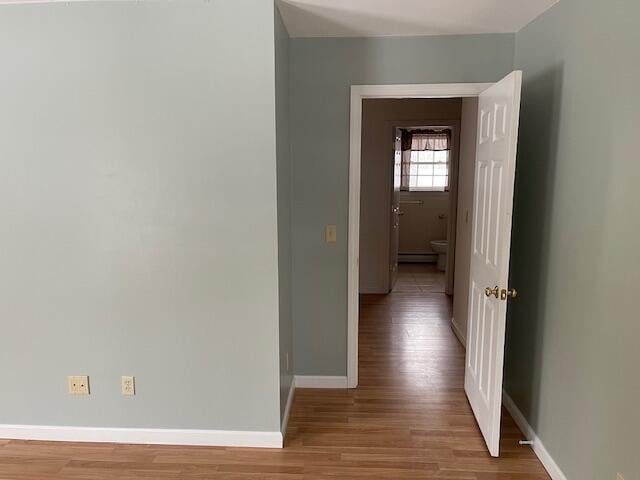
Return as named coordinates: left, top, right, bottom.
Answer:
left=68, top=376, right=90, bottom=395
left=121, top=376, right=135, bottom=396
left=617, top=473, right=624, bottom=480
left=325, top=225, right=337, bottom=243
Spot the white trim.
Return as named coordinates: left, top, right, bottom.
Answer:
left=294, top=375, right=348, bottom=389
left=351, top=83, right=493, bottom=100
left=0, top=424, right=283, bottom=449
left=348, top=82, right=492, bottom=389
left=502, top=391, right=568, bottom=480
left=280, top=377, right=296, bottom=435
left=450, top=317, right=467, bottom=348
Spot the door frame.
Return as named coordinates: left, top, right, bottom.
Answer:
left=387, top=120, right=460, bottom=293
left=348, top=83, right=491, bottom=388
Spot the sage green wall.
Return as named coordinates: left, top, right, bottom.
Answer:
left=0, top=1, right=282, bottom=433
left=506, top=0, right=640, bottom=478
left=275, top=5, right=294, bottom=422
left=290, top=34, right=515, bottom=375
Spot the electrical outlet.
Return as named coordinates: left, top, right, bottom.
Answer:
left=68, top=376, right=90, bottom=395
left=616, top=473, right=624, bottom=480
left=121, top=376, right=135, bottom=396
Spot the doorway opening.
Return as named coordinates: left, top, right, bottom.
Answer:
left=391, top=125, right=457, bottom=298
left=348, top=75, right=523, bottom=457
left=358, top=96, right=476, bottom=386
left=348, top=85, right=489, bottom=389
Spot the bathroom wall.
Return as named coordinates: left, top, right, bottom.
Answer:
left=359, top=98, right=462, bottom=294
left=399, top=192, right=449, bottom=256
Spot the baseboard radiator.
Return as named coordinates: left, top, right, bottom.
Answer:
left=398, top=253, right=437, bottom=264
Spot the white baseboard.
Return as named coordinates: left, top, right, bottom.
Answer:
left=281, top=377, right=296, bottom=435
left=502, top=391, right=567, bottom=480
left=0, top=424, right=283, bottom=449
left=294, top=375, right=348, bottom=388
left=450, top=317, right=466, bottom=348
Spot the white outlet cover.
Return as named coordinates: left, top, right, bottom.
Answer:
left=121, top=376, right=135, bottom=396
left=68, top=376, right=90, bottom=395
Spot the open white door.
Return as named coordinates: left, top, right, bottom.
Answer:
left=464, top=71, right=522, bottom=457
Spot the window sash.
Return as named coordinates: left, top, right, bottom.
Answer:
left=401, top=150, right=450, bottom=191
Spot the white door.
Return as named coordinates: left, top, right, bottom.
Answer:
left=389, top=129, right=402, bottom=292
left=464, top=71, right=522, bottom=457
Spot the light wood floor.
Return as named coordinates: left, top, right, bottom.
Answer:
left=0, top=285, right=549, bottom=479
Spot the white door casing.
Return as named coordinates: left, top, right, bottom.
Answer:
left=464, top=71, right=522, bottom=457
left=348, top=83, right=492, bottom=390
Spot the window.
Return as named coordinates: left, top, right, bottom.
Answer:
left=407, top=149, right=450, bottom=190
left=401, top=130, right=451, bottom=192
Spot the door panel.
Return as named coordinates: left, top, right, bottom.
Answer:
left=464, top=71, right=522, bottom=457
left=389, top=128, right=402, bottom=292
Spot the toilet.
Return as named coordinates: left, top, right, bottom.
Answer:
left=430, top=240, right=448, bottom=271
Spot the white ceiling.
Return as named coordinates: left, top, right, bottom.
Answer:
left=278, top=0, right=559, bottom=38
left=0, top=0, right=559, bottom=37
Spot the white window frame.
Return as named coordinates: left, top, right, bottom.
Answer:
left=405, top=148, right=451, bottom=192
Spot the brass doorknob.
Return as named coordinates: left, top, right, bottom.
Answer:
left=501, top=288, right=518, bottom=300
left=485, top=286, right=499, bottom=298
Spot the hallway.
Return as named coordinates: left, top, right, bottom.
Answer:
left=0, top=291, right=550, bottom=479
left=286, top=291, right=551, bottom=478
